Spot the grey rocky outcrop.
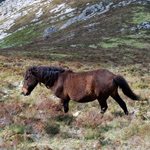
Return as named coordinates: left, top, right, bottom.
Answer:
left=43, top=26, right=57, bottom=37
left=112, top=0, right=149, bottom=8
left=60, top=2, right=108, bottom=30
left=130, top=22, right=150, bottom=31
left=137, top=21, right=150, bottom=30
left=121, top=21, right=150, bottom=32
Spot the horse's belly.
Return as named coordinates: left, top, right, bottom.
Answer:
left=71, top=95, right=96, bottom=103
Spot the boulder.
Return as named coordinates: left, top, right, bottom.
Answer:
left=137, top=21, right=150, bottom=30
left=121, top=21, right=150, bottom=32
left=43, top=26, right=57, bottom=37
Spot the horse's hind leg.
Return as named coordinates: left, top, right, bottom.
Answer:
left=111, top=92, right=129, bottom=115
left=98, top=97, right=108, bottom=114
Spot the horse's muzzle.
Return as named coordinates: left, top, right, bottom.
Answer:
left=22, top=88, right=30, bottom=96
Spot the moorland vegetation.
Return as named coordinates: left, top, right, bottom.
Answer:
left=0, top=0, right=150, bottom=149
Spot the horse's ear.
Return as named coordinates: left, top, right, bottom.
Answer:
left=28, top=67, right=32, bottom=74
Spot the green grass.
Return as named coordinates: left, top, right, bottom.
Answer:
left=98, top=37, right=150, bottom=49
left=0, top=25, right=44, bottom=48
left=132, top=6, right=150, bottom=24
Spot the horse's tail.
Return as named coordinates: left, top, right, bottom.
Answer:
left=114, top=75, right=140, bottom=100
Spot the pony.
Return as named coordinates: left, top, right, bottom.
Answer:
left=22, top=66, right=139, bottom=115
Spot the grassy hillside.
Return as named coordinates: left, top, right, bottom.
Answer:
left=0, top=0, right=150, bottom=149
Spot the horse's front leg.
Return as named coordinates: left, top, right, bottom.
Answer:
left=59, top=99, right=69, bottom=113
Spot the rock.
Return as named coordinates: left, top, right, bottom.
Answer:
left=120, top=28, right=125, bottom=32
left=43, top=26, right=57, bottom=37
left=0, top=0, right=53, bottom=40
left=83, top=3, right=103, bottom=16
left=70, top=44, right=77, bottom=48
left=113, top=0, right=149, bottom=9
left=130, top=32, right=141, bottom=37
left=121, top=21, right=150, bottom=32
left=60, top=2, right=104, bottom=30
left=130, top=27, right=137, bottom=31
left=137, top=21, right=150, bottom=30
left=73, top=111, right=81, bottom=117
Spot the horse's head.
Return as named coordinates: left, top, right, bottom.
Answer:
left=22, top=66, right=38, bottom=96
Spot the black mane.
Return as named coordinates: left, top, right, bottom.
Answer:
left=29, top=66, right=67, bottom=88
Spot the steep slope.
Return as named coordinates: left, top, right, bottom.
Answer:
left=0, top=0, right=149, bottom=48
left=0, top=0, right=149, bottom=68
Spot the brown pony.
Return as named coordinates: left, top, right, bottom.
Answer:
left=22, top=66, right=139, bottom=115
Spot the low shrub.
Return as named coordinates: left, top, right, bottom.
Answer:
left=44, top=121, right=60, bottom=135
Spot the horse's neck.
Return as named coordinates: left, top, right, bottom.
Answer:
left=35, top=72, right=45, bottom=85
left=40, top=70, right=60, bottom=88
left=50, top=75, right=64, bottom=96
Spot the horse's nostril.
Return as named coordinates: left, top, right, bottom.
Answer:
left=22, top=91, right=30, bottom=96
left=22, top=92, right=26, bottom=96
left=26, top=91, right=30, bottom=96
left=22, top=87, right=29, bottom=96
